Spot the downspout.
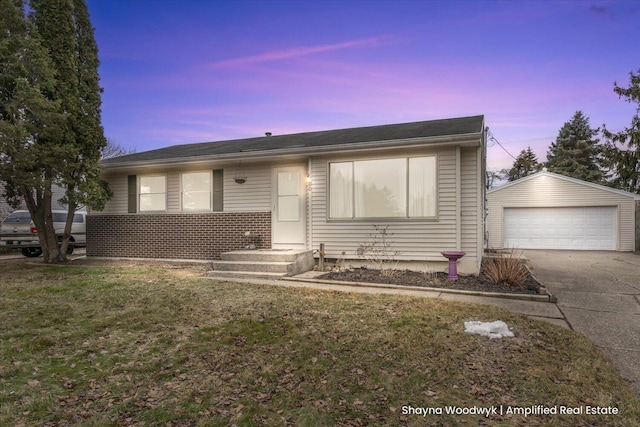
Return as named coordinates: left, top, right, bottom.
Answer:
left=456, top=145, right=461, bottom=251
left=307, top=157, right=313, bottom=251
left=481, top=126, right=488, bottom=264
left=478, top=130, right=486, bottom=273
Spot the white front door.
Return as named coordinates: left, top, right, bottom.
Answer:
left=272, top=166, right=306, bottom=249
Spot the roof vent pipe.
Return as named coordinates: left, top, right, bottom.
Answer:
left=265, top=132, right=272, bottom=137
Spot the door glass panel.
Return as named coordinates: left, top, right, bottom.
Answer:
left=278, top=172, right=299, bottom=195
left=278, top=172, right=299, bottom=221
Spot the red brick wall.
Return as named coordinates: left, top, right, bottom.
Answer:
left=87, top=212, right=271, bottom=259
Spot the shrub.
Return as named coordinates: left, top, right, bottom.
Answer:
left=357, top=224, right=400, bottom=277
left=482, top=250, right=530, bottom=288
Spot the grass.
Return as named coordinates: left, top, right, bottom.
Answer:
left=0, top=259, right=639, bottom=426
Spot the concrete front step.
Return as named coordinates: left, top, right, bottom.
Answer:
left=210, top=249, right=315, bottom=280
left=206, top=270, right=287, bottom=280
left=221, top=249, right=312, bottom=263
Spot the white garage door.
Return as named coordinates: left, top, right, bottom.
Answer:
left=503, top=207, right=617, bottom=250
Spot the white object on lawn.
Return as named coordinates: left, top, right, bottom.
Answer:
left=464, top=320, right=514, bottom=339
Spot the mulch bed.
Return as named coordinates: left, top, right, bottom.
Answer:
left=318, top=267, right=542, bottom=295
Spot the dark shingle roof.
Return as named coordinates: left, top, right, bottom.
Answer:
left=103, top=115, right=484, bottom=166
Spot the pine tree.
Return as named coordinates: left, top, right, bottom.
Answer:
left=546, top=111, right=603, bottom=183
left=508, top=146, right=542, bottom=181
left=602, top=70, right=640, bottom=194
left=0, top=0, right=67, bottom=262
left=0, top=0, right=110, bottom=262
left=54, top=0, right=112, bottom=256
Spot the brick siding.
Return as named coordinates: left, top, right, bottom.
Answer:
left=87, top=212, right=271, bottom=260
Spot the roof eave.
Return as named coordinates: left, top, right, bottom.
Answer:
left=101, top=131, right=483, bottom=171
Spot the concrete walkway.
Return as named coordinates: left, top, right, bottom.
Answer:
left=525, top=250, right=640, bottom=395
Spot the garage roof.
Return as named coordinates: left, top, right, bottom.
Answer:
left=489, top=171, right=640, bottom=200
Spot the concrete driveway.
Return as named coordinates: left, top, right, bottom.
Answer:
left=525, top=250, right=640, bottom=395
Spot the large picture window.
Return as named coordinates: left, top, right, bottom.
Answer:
left=139, top=175, right=166, bottom=212
left=329, top=156, right=436, bottom=219
left=181, top=171, right=211, bottom=211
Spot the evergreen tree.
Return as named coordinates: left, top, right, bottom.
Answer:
left=0, top=0, right=110, bottom=262
left=546, top=111, right=603, bottom=183
left=53, top=0, right=112, bottom=256
left=602, top=70, right=640, bottom=194
left=507, top=146, right=542, bottom=181
left=0, top=0, right=67, bottom=262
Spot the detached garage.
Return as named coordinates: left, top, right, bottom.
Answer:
left=487, top=171, right=639, bottom=251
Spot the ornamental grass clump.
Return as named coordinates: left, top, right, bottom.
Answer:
left=482, top=250, right=530, bottom=288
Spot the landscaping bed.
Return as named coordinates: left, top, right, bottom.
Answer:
left=319, top=267, right=542, bottom=295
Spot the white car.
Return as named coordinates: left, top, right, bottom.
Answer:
left=0, top=210, right=87, bottom=257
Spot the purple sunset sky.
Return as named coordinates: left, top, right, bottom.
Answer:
left=88, top=0, right=640, bottom=170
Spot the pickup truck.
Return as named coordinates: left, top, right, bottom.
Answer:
left=0, top=210, right=87, bottom=257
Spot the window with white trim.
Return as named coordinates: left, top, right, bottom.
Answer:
left=139, top=175, right=167, bottom=212
left=329, top=156, right=436, bottom=219
left=181, top=171, right=212, bottom=211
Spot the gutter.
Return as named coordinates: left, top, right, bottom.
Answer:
left=101, top=132, right=483, bottom=171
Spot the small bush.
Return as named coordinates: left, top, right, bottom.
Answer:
left=357, top=224, right=400, bottom=277
left=482, top=250, right=530, bottom=288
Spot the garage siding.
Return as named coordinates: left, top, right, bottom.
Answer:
left=487, top=173, right=636, bottom=251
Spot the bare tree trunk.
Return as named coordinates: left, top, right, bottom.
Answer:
left=58, top=197, right=77, bottom=262
left=21, top=182, right=61, bottom=263
left=42, top=197, right=60, bottom=263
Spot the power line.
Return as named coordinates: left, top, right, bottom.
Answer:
left=486, top=128, right=517, bottom=160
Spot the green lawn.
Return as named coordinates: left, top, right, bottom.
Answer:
left=0, top=259, right=638, bottom=426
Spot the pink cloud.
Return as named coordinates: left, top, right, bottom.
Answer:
left=203, top=35, right=395, bottom=69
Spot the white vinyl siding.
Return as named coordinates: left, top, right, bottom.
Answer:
left=487, top=173, right=637, bottom=251
left=460, top=147, right=481, bottom=261
left=224, top=164, right=271, bottom=212
left=99, top=174, right=128, bottom=214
